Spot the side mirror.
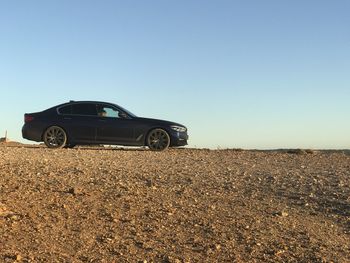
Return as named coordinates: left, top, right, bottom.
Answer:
left=118, top=112, right=128, bottom=119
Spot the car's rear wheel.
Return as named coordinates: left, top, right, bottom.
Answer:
left=43, top=126, right=67, bottom=149
left=147, top=128, right=170, bottom=151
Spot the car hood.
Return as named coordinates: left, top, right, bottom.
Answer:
left=134, top=117, right=186, bottom=128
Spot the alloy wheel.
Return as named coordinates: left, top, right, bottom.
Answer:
left=43, top=126, right=67, bottom=148
left=147, top=129, right=170, bottom=151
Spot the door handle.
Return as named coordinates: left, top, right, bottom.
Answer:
left=99, top=119, right=107, bottom=122
left=64, top=117, right=72, bottom=120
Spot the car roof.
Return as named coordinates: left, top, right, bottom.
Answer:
left=56, top=101, right=118, bottom=107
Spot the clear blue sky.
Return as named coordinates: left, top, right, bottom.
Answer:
left=0, top=0, right=349, bottom=149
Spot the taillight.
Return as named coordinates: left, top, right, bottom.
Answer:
left=24, top=115, right=34, bottom=123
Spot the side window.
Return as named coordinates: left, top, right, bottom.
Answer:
left=72, top=104, right=98, bottom=116
left=97, top=105, right=125, bottom=118
left=58, top=105, right=71, bottom=115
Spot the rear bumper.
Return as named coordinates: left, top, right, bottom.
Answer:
left=22, top=124, right=43, bottom=142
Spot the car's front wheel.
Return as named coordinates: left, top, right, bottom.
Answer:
left=147, top=128, right=170, bottom=151
left=43, top=126, right=67, bottom=149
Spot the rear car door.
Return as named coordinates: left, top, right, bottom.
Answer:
left=58, top=103, right=98, bottom=142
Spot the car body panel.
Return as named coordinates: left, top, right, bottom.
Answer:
left=96, top=117, right=135, bottom=143
left=59, top=115, right=98, bottom=142
left=22, top=101, right=188, bottom=148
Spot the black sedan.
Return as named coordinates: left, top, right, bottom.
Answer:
left=22, top=101, right=188, bottom=151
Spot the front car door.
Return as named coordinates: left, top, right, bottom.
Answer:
left=96, top=104, right=135, bottom=144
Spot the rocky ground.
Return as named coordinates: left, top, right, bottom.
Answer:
left=0, top=145, right=349, bottom=262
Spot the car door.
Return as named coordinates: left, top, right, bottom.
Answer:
left=95, top=104, right=135, bottom=144
left=58, top=103, right=98, bottom=142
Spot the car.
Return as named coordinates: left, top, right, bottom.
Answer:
left=22, top=101, right=188, bottom=151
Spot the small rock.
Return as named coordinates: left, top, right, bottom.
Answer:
left=281, top=211, right=289, bottom=217
left=11, top=215, right=19, bottom=221
left=146, top=179, right=153, bottom=187
left=67, top=187, right=83, bottom=195
left=274, top=211, right=289, bottom=217
left=0, top=203, right=14, bottom=217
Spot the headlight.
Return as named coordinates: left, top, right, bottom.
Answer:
left=171, top=125, right=187, bottom=132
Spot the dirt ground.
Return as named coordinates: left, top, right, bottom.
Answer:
left=0, top=145, right=349, bottom=262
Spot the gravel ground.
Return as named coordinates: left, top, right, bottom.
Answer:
left=0, top=145, right=349, bottom=262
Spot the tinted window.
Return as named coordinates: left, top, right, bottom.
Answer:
left=96, top=104, right=128, bottom=118
left=58, top=105, right=71, bottom=115
left=72, top=104, right=97, bottom=116
left=97, top=105, right=119, bottom=118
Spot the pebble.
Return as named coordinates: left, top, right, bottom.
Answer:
left=281, top=211, right=289, bottom=217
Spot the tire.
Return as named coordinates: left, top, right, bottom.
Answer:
left=146, top=128, right=170, bottom=151
left=43, top=126, right=67, bottom=149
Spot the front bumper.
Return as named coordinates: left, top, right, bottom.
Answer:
left=169, top=130, right=188, bottom=147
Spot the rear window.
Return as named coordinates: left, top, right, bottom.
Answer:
left=58, top=105, right=72, bottom=115
left=72, top=104, right=97, bottom=116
